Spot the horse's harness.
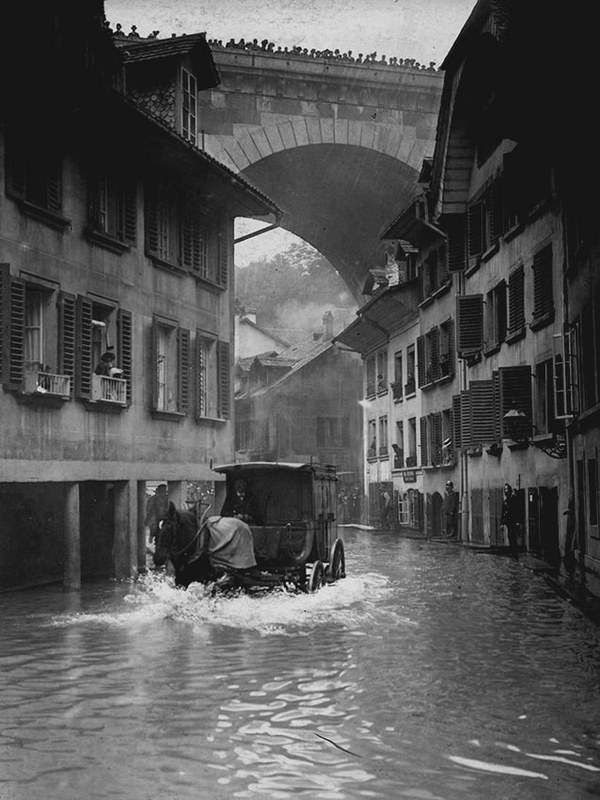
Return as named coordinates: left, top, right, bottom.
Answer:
left=164, top=504, right=213, bottom=562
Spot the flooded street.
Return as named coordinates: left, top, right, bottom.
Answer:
left=2, top=530, right=600, bottom=800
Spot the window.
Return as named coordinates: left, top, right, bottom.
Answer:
left=507, top=265, right=525, bottom=338
left=485, top=280, right=507, bottom=351
left=376, top=350, right=388, bottom=392
left=397, top=492, right=409, bottom=525
left=378, top=416, right=388, bottom=456
left=441, top=408, right=454, bottom=465
left=181, top=67, right=198, bottom=144
left=420, top=416, right=428, bottom=466
left=366, top=355, right=376, bottom=396
left=152, top=318, right=190, bottom=415
left=392, top=351, right=403, bottom=400
left=498, top=365, right=533, bottom=439
left=5, top=128, right=64, bottom=222
left=428, top=412, right=442, bottom=466
left=535, top=359, right=555, bottom=436
left=531, top=244, right=554, bottom=328
left=393, top=421, right=404, bottom=468
left=88, top=166, right=137, bottom=249
left=407, top=417, right=417, bottom=466
left=405, top=345, right=416, bottom=395
left=439, top=318, right=455, bottom=378
left=445, top=214, right=467, bottom=272
left=195, top=333, right=230, bottom=420
left=24, top=289, right=44, bottom=368
left=467, top=178, right=503, bottom=263
left=367, top=419, right=377, bottom=458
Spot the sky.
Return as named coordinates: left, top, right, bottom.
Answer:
left=105, top=0, right=478, bottom=264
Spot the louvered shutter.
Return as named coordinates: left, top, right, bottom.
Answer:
left=420, top=416, right=428, bottom=466
left=532, top=245, right=553, bottom=319
left=118, top=309, right=133, bottom=406
left=490, top=177, right=504, bottom=242
left=0, top=266, right=25, bottom=389
left=460, top=389, right=472, bottom=448
left=456, top=294, right=483, bottom=355
left=430, top=411, right=442, bottom=465
left=75, top=295, right=93, bottom=399
left=177, top=327, right=190, bottom=413
left=46, top=162, right=62, bottom=214
left=218, top=220, right=230, bottom=287
left=217, top=339, right=231, bottom=419
left=145, top=184, right=160, bottom=257
left=194, top=333, right=205, bottom=420
left=122, top=180, right=137, bottom=245
left=492, top=370, right=501, bottom=441
left=446, top=319, right=455, bottom=377
left=417, top=335, right=426, bottom=387
left=470, top=380, right=494, bottom=444
left=452, top=394, right=462, bottom=449
left=181, top=198, right=201, bottom=271
left=446, top=214, right=466, bottom=272
left=499, top=365, right=532, bottom=438
left=58, top=292, right=76, bottom=392
left=503, top=146, right=525, bottom=226
left=467, top=202, right=483, bottom=257
left=508, top=266, right=525, bottom=332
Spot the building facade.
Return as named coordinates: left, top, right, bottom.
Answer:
left=0, top=4, right=278, bottom=590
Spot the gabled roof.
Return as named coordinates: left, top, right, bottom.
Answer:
left=114, top=33, right=220, bottom=89
left=238, top=316, right=290, bottom=348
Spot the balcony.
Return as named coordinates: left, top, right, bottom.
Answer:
left=92, top=374, right=127, bottom=404
left=23, top=368, right=71, bottom=398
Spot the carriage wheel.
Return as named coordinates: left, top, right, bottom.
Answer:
left=307, top=560, right=325, bottom=593
left=326, top=539, right=346, bottom=582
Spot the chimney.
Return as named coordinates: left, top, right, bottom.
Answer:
left=323, top=310, right=334, bottom=341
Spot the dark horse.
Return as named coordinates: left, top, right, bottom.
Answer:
left=153, top=502, right=215, bottom=588
left=153, top=502, right=260, bottom=589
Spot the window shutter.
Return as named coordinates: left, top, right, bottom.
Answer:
left=429, top=327, right=440, bottom=381
left=419, top=416, right=428, bottom=466
left=0, top=266, right=25, bottom=389
left=145, top=184, right=160, bottom=257
left=177, top=327, right=190, bottom=413
left=218, top=221, right=229, bottom=287
left=452, top=394, right=462, bottom=449
left=460, top=389, right=472, bottom=448
left=122, top=180, right=137, bottom=245
left=456, top=294, right=483, bottom=355
left=492, top=370, right=501, bottom=441
left=499, top=365, right=532, bottom=438
left=508, top=266, right=525, bottom=333
left=118, top=309, right=133, bottom=406
left=417, top=335, right=426, bottom=387
left=431, top=411, right=442, bottom=465
left=6, top=146, right=27, bottom=199
left=58, top=292, right=76, bottom=391
left=446, top=214, right=466, bottom=272
left=470, top=379, right=494, bottom=444
left=46, top=162, right=62, bottom=214
left=446, top=319, right=455, bottom=377
left=151, top=319, right=159, bottom=411
left=75, top=295, right=93, bottom=399
left=532, top=244, right=553, bottom=319
left=181, top=200, right=199, bottom=270
left=217, top=339, right=231, bottom=419
left=88, top=173, right=103, bottom=231
left=467, top=202, right=483, bottom=257
left=490, top=177, right=504, bottom=242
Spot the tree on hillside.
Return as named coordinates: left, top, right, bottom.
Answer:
left=235, top=241, right=356, bottom=334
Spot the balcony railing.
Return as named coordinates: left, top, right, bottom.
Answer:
left=92, top=374, right=127, bottom=404
left=23, top=369, right=71, bottom=397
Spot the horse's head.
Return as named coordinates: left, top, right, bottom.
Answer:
left=153, top=501, right=180, bottom=567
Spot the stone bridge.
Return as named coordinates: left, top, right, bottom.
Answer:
left=201, top=46, right=444, bottom=298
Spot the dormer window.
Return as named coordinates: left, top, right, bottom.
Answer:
left=181, top=67, right=198, bottom=144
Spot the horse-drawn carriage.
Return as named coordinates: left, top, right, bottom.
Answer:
left=153, top=461, right=346, bottom=593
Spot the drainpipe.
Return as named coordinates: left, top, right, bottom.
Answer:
left=458, top=271, right=469, bottom=543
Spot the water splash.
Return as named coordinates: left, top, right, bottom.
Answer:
left=53, top=570, right=403, bottom=637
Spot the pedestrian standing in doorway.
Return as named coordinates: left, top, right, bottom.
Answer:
left=380, top=489, right=392, bottom=529
left=501, top=483, right=520, bottom=559
left=443, top=480, right=459, bottom=539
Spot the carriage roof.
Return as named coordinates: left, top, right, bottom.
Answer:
left=212, top=461, right=338, bottom=480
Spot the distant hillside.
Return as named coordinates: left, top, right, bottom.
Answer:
left=235, top=241, right=357, bottom=341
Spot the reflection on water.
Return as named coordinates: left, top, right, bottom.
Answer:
left=1, top=531, right=600, bottom=800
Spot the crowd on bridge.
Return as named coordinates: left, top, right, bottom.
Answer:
left=106, top=21, right=439, bottom=71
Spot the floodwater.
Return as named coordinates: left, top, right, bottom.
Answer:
left=1, top=531, right=600, bottom=800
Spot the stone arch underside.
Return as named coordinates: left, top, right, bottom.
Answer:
left=239, top=143, right=420, bottom=300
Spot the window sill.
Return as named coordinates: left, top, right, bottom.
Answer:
left=506, top=327, right=526, bottom=345
left=190, top=273, right=226, bottom=293
left=503, top=223, right=525, bottom=243
left=467, top=446, right=483, bottom=457
left=465, top=258, right=481, bottom=278
left=529, top=310, right=555, bottom=332
left=393, top=396, right=403, bottom=404
left=420, top=381, right=435, bottom=392
left=195, top=415, right=227, bottom=425
left=528, top=198, right=550, bottom=223
left=483, top=343, right=502, bottom=358
left=16, top=199, right=71, bottom=232
left=481, top=241, right=500, bottom=262
left=148, top=255, right=187, bottom=276
left=86, top=228, right=131, bottom=255
left=376, top=388, right=388, bottom=397
left=83, top=399, right=126, bottom=414
left=437, top=373, right=454, bottom=385
left=151, top=409, right=186, bottom=421
left=432, top=280, right=452, bottom=299
left=418, top=295, right=434, bottom=309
